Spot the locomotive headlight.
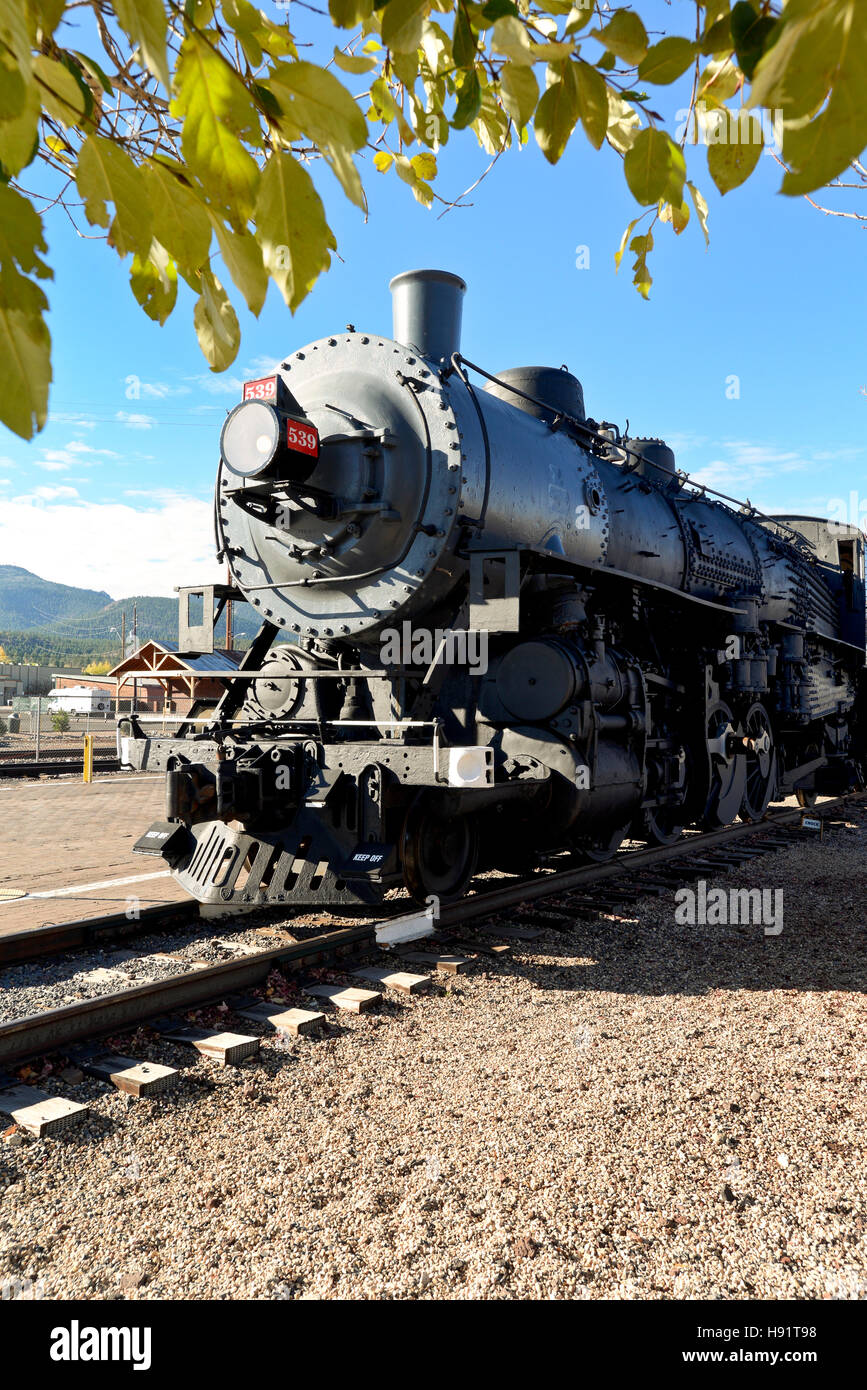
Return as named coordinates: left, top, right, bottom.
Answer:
left=220, top=400, right=281, bottom=479
left=220, top=377, right=321, bottom=484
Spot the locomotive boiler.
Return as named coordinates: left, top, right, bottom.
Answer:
left=125, top=269, right=867, bottom=909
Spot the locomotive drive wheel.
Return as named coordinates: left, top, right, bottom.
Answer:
left=638, top=805, right=685, bottom=847
left=701, top=700, right=747, bottom=829
left=401, top=802, right=479, bottom=904
left=576, top=820, right=633, bottom=863
left=739, top=703, right=777, bottom=821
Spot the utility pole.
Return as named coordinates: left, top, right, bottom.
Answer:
left=120, top=610, right=126, bottom=661
left=225, top=562, right=233, bottom=650
left=132, top=601, right=137, bottom=714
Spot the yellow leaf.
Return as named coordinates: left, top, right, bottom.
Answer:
left=193, top=267, right=240, bottom=371
left=33, top=55, right=87, bottom=127
left=173, top=33, right=261, bottom=224
left=381, top=0, right=430, bottom=56
left=76, top=134, right=153, bottom=258
left=255, top=153, right=337, bottom=313
left=0, top=302, right=51, bottom=439
left=113, top=0, right=170, bottom=90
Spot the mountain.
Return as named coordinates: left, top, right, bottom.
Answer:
left=0, top=565, right=112, bottom=630
left=0, top=568, right=258, bottom=667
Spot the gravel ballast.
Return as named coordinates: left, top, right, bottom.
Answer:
left=0, top=810, right=865, bottom=1301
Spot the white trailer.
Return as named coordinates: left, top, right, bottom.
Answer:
left=46, top=686, right=111, bottom=714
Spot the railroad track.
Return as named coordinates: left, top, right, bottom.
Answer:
left=0, top=790, right=862, bottom=1134
left=0, top=757, right=120, bottom=779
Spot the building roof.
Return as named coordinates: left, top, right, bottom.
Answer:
left=108, top=639, right=243, bottom=680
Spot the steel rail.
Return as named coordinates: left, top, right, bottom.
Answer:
left=0, top=791, right=860, bottom=1067
left=0, top=758, right=120, bottom=779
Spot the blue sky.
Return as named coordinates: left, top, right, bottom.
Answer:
left=0, top=0, right=864, bottom=599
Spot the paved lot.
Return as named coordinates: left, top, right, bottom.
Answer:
left=0, top=774, right=186, bottom=937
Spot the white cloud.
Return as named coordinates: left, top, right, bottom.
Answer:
left=115, top=411, right=158, bottom=430
left=66, top=441, right=120, bottom=457
left=687, top=440, right=826, bottom=501
left=0, top=493, right=224, bottom=596
left=21, top=485, right=80, bottom=501
left=33, top=458, right=70, bottom=472
left=131, top=379, right=192, bottom=400
left=48, top=412, right=97, bottom=430
left=186, top=372, right=246, bottom=396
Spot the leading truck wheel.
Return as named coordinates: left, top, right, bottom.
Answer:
left=401, top=802, right=478, bottom=904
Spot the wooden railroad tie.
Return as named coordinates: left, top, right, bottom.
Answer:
left=151, top=1020, right=261, bottom=1066
left=68, top=1047, right=179, bottom=1097
left=231, top=999, right=326, bottom=1036
left=0, top=1082, right=89, bottom=1138
left=302, top=983, right=383, bottom=1013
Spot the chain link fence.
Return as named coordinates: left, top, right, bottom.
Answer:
left=0, top=696, right=187, bottom=763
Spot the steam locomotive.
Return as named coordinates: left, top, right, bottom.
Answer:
left=125, top=270, right=867, bottom=909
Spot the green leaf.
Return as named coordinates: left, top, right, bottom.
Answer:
left=498, top=62, right=539, bottom=130
left=322, top=142, right=367, bottom=210
left=481, top=0, right=519, bottom=22
left=764, top=1, right=867, bottom=196
left=452, top=69, right=482, bottom=129
left=112, top=0, right=170, bottom=91
left=729, top=2, right=777, bottom=82
left=687, top=179, right=710, bottom=247
left=781, top=86, right=867, bottom=195
left=707, top=110, right=763, bottom=192
left=381, top=0, right=431, bottom=55
left=0, top=301, right=51, bottom=438
left=210, top=217, right=268, bottom=315
left=534, top=65, right=578, bottom=164
left=194, top=267, right=240, bottom=371
left=268, top=61, right=367, bottom=152
left=700, top=16, right=732, bottom=55
left=564, top=4, right=595, bottom=38
left=0, top=85, right=39, bottom=177
left=614, top=215, right=639, bottom=270
left=130, top=241, right=178, bottom=324
left=70, top=50, right=114, bottom=96
left=329, top=0, right=375, bottom=27
left=332, top=48, right=377, bottom=74
left=33, top=55, right=87, bottom=127
left=142, top=160, right=212, bottom=274
left=453, top=8, right=477, bottom=69
left=590, top=11, right=648, bottom=66
left=173, top=33, right=261, bottom=224
left=0, top=0, right=32, bottom=121
left=0, top=185, right=51, bottom=287
left=749, top=0, right=853, bottom=120
left=76, top=134, right=153, bottom=257
left=255, top=153, right=337, bottom=313
left=575, top=60, right=608, bottom=149
left=659, top=196, right=690, bottom=234
left=623, top=127, right=684, bottom=206
left=492, top=16, right=534, bottom=66
left=638, top=37, right=697, bottom=85
left=605, top=89, right=641, bottom=153
left=698, top=57, right=742, bottom=108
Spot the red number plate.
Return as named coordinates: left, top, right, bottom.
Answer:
left=242, top=375, right=277, bottom=401
left=286, top=419, right=320, bottom=459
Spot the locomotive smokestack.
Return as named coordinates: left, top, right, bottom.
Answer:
left=389, top=268, right=466, bottom=364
